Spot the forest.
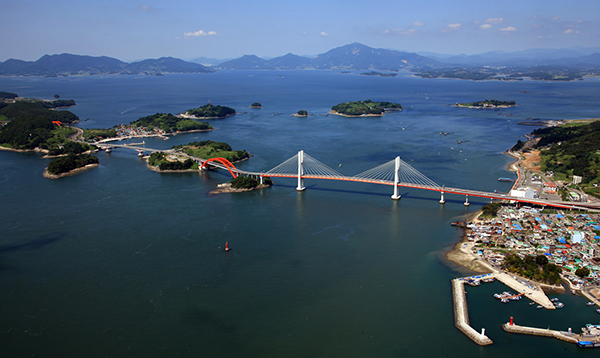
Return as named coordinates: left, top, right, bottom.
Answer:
left=184, top=103, right=236, bottom=118
left=47, top=154, right=99, bottom=175
left=331, top=100, right=402, bottom=116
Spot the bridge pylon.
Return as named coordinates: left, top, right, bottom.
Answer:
left=440, top=186, right=446, bottom=204
left=464, top=195, right=470, bottom=206
left=391, top=156, right=401, bottom=200
left=296, top=150, right=306, bottom=191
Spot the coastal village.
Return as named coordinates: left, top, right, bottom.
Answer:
left=449, top=138, right=600, bottom=348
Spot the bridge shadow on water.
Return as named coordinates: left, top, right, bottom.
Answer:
left=0, top=232, right=64, bottom=253
left=273, top=183, right=489, bottom=206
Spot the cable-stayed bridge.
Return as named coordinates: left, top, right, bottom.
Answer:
left=99, top=143, right=599, bottom=211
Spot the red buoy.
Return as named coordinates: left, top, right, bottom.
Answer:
left=225, top=242, right=230, bottom=252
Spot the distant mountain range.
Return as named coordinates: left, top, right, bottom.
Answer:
left=0, top=54, right=214, bottom=76
left=1, top=43, right=599, bottom=77
left=218, top=43, right=440, bottom=70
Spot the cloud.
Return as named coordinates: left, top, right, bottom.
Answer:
left=442, top=23, right=462, bottom=32
left=479, top=24, right=493, bottom=30
left=382, top=28, right=418, bottom=35
left=550, top=16, right=559, bottom=21
left=564, top=29, right=581, bottom=34
left=499, top=26, right=517, bottom=32
left=184, top=30, right=218, bottom=38
left=320, top=32, right=329, bottom=37
left=485, top=17, right=504, bottom=24
left=412, top=21, right=424, bottom=27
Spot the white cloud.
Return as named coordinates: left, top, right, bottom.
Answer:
left=412, top=21, right=424, bottom=27
left=320, top=32, right=329, bottom=37
left=442, top=23, right=462, bottom=32
left=564, top=29, right=581, bottom=34
left=499, top=26, right=517, bottom=32
left=550, top=16, right=559, bottom=21
left=485, top=17, right=504, bottom=24
left=382, top=28, right=418, bottom=35
left=184, top=30, right=218, bottom=38
left=479, top=24, right=493, bottom=30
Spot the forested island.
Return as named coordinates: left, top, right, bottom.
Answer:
left=44, top=154, right=99, bottom=178
left=181, top=103, right=236, bottom=119
left=148, top=140, right=250, bottom=172
left=455, top=99, right=516, bottom=109
left=129, top=113, right=213, bottom=133
left=330, top=100, right=402, bottom=117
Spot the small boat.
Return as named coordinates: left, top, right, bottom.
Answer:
left=529, top=302, right=536, bottom=305
left=537, top=305, right=543, bottom=309
left=550, top=298, right=559, bottom=302
left=555, top=302, right=564, bottom=308
left=498, top=177, right=514, bottom=182
left=587, top=302, right=595, bottom=306
left=596, top=309, right=600, bottom=314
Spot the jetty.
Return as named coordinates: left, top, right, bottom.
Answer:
left=502, top=319, right=600, bottom=347
left=452, top=278, right=493, bottom=345
left=493, top=272, right=555, bottom=309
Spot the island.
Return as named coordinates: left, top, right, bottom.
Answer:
left=360, top=71, right=398, bottom=77
left=127, top=113, right=213, bottom=133
left=250, top=102, right=262, bottom=108
left=454, top=99, right=516, bottom=109
left=180, top=103, right=236, bottom=119
left=291, top=110, right=309, bottom=117
left=210, top=175, right=273, bottom=195
left=44, top=154, right=99, bottom=179
left=330, top=100, right=402, bottom=117
left=147, top=140, right=250, bottom=172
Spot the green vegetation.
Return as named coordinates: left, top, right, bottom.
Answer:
left=502, top=253, right=562, bottom=285
left=297, top=110, right=308, bottom=116
left=331, top=100, right=402, bottom=116
left=147, top=152, right=198, bottom=171
left=575, top=267, right=590, bottom=278
left=47, top=154, right=98, bottom=175
left=184, top=103, right=236, bottom=118
left=0, top=113, right=78, bottom=150
left=48, top=141, right=90, bottom=156
left=0, top=91, right=18, bottom=99
left=230, top=175, right=259, bottom=189
left=83, top=128, right=118, bottom=141
left=457, top=99, right=516, bottom=107
left=129, top=113, right=213, bottom=133
left=173, top=141, right=250, bottom=162
left=0, top=101, right=79, bottom=124
left=533, top=121, right=600, bottom=188
left=481, top=202, right=502, bottom=218
left=250, top=102, right=262, bottom=108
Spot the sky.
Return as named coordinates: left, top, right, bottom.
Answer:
left=1, top=0, right=599, bottom=62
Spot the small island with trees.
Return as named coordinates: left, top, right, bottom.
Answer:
left=330, top=100, right=402, bottom=117
left=250, top=102, right=262, bottom=108
left=210, top=175, right=273, bottom=195
left=455, top=99, right=516, bottom=109
left=128, top=113, right=213, bottom=133
left=291, top=110, right=309, bottom=117
left=181, top=103, right=236, bottom=119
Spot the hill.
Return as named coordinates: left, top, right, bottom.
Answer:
left=0, top=54, right=214, bottom=76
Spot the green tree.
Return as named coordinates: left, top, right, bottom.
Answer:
left=575, top=267, right=590, bottom=278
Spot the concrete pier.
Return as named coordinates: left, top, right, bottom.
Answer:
left=502, top=322, right=580, bottom=344
left=493, top=272, right=555, bottom=309
left=452, top=279, right=493, bottom=345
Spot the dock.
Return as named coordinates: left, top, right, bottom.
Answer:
left=502, top=321, right=600, bottom=347
left=452, top=278, right=493, bottom=345
left=493, top=272, right=555, bottom=310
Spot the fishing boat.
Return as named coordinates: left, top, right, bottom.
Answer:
left=587, top=302, right=595, bottom=306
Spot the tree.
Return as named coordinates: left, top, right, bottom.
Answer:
left=575, top=267, right=590, bottom=278
left=535, top=255, right=548, bottom=266
left=297, top=110, right=308, bottom=116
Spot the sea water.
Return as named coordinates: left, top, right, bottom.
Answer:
left=0, top=71, right=599, bottom=357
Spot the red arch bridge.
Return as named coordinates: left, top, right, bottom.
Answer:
left=201, top=150, right=600, bottom=211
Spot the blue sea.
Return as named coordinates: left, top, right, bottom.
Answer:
left=1, top=71, right=599, bottom=357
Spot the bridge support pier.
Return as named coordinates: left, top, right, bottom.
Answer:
left=296, top=150, right=306, bottom=191
left=439, top=190, right=446, bottom=204
left=391, top=156, right=401, bottom=200
left=464, top=195, right=470, bottom=206
left=259, top=176, right=264, bottom=185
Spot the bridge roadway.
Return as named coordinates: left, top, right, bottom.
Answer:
left=97, top=142, right=600, bottom=211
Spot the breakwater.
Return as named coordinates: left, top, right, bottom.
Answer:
left=452, top=278, right=493, bottom=345
left=502, top=322, right=579, bottom=344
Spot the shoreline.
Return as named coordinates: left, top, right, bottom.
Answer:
left=96, top=128, right=215, bottom=144
left=328, top=110, right=384, bottom=118
left=454, top=104, right=516, bottom=109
